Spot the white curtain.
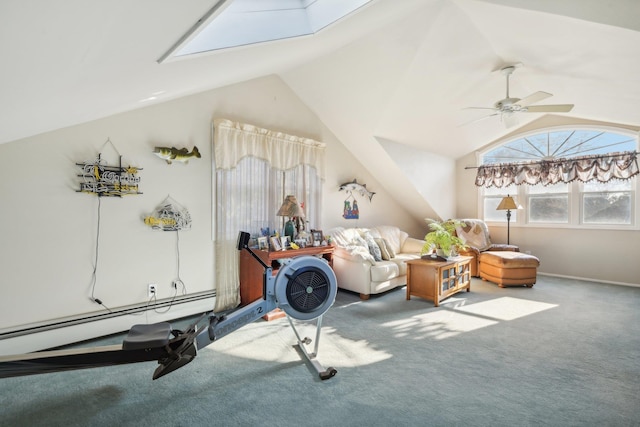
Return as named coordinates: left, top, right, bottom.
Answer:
left=213, top=118, right=325, bottom=311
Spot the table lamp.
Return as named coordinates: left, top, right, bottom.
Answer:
left=277, top=195, right=305, bottom=242
left=496, top=194, right=520, bottom=245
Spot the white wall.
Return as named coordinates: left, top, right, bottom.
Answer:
left=0, top=75, right=423, bottom=352
left=377, top=138, right=456, bottom=221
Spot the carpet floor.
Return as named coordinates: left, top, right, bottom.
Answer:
left=1, top=275, right=639, bottom=427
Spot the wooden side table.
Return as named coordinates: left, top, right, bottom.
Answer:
left=405, top=256, right=472, bottom=307
left=239, top=244, right=335, bottom=320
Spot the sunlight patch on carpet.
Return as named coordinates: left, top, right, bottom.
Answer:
left=454, top=296, right=557, bottom=320
left=200, top=323, right=392, bottom=367
left=382, top=311, right=498, bottom=340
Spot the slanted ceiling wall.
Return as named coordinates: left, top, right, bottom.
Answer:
left=0, top=75, right=425, bottom=354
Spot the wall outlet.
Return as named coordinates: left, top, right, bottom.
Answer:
left=148, top=284, right=157, bottom=298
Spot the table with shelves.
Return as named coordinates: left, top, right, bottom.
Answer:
left=239, top=244, right=335, bottom=320
left=405, top=256, right=472, bottom=307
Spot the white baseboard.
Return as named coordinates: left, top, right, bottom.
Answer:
left=538, top=272, right=640, bottom=288
left=0, top=293, right=216, bottom=357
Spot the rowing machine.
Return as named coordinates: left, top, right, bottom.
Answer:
left=0, top=231, right=338, bottom=381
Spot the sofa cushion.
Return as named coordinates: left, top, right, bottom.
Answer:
left=327, top=227, right=375, bottom=264
left=370, top=261, right=399, bottom=282
left=374, top=237, right=394, bottom=260
left=327, top=227, right=353, bottom=247
left=360, top=230, right=382, bottom=261
left=383, top=238, right=396, bottom=257
left=392, top=253, right=420, bottom=275
left=373, top=225, right=408, bottom=254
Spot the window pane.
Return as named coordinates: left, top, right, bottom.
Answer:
left=583, top=180, right=631, bottom=192
left=485, top=197, right=518, bottom=222
left=528, top=182, right=568, bottom=194
left=530, top=195, right=568, bottom=223
left=483, top=185, right=518, bottom=221
left=583, top=192, right=631, bottom=224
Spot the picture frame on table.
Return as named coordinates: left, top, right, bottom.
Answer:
left=311, top=229, right=323, bottom=246
left=270, top=236, right=282, bottom=251
left=257, top=236, right=268, bottom=250
left=280, top=235, right=290, bottom=250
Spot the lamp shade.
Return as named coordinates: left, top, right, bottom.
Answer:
left=496, top=195, right=518, bottom=211
left=277, top=195, right=305, bottom=218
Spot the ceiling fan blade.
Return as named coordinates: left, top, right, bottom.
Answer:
left=463, top=107, right=498, bottom=111
left=457, top=112, right=499, bottom=127
left=525, top=104, right=574, bottom=113
left=515, top=91, right=552, bottom=107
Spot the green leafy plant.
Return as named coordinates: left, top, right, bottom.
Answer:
left=421, top=219, right=468, bottom=258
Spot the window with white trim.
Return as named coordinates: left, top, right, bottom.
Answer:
left=478, top=127, right=638, bottom=229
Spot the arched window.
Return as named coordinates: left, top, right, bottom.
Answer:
left=478, top=127, right=639, bottom=228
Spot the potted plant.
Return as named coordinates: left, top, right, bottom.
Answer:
left=421, top=219, right=468, bottom=259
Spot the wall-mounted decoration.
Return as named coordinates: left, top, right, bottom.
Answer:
left=153, top=146, right=201, bottom=164
left=144, top=196, right=192, bottom=231
left=76, top=139, right=142, bottom=197
left=339, top=179, right=375, bottom=201
left=339, top=179, right=372, bottom=220
left=343, top=198, right=359, bottom=219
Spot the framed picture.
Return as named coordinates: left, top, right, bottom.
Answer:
left=257, top=236, right=268, bottom=250
left=311, top=229, right=323, bottom=246
left=270, top=236, right=282, bottom=251
left=280, top=235, right=290, bottom=250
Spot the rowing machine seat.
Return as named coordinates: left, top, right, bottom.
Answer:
left=123, top=322, right=172, bottom=350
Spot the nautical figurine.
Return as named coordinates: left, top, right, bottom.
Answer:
left=153, top=146, right=201, bottom=164
left=339, top=179, right=375, bottom=201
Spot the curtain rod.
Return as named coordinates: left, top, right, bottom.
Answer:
left=464, top=151, right=640, bottom=170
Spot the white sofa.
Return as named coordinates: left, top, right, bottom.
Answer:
left=326, top=225, right=423, bottom=300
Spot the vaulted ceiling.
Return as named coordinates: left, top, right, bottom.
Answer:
left=2, top=0, right=639, bottom=162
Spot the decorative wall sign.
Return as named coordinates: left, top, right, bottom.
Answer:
left=76, top=141, right=142, bottom=197
left=144, top=196, right=192, bottom=231
left=343, top=197, right=359, bottom=219
left=339, top=178, right=372, bottom=220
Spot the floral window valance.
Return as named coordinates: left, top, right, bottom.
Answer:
left=475, top=151, right=639, bottom=188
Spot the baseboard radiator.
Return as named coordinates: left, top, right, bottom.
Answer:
left=0, top=291, right=216, bottom=356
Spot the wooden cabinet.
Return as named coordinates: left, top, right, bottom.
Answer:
left=239, top=245, right=335, bottom=319
left=405, top=256, right=472, bottom=307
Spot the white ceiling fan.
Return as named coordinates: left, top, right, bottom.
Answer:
left=464, top=65, right=574, bottom=127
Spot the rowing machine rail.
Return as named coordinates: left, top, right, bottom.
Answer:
left=0, top=231, right=338, bottom=381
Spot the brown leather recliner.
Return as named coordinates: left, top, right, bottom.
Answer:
left=454, top=219, right=519, bottom=277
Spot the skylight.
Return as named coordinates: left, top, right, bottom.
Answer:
left=160, top=0, right=372, bottom=61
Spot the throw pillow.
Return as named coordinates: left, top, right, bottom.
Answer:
left=374, top=237, right=391, bottom=260
left=383, top=238, right=396, bottom=258
left=362, top=231, right=382, bottom=262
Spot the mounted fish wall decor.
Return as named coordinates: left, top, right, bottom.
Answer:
left=153, top=146, right=201, bottom=164
left=339, top=179, right=375, bottom=201
left=339, top=179, right=374, bottom=220
left=144, top=196, right=191, bottom=231
left=76, top=139, right=142, bottom=197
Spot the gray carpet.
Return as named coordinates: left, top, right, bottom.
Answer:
left=1, top=276, right=639, bottom=427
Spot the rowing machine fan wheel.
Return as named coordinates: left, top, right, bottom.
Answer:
left=274, top=256, right=337, bottom=321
